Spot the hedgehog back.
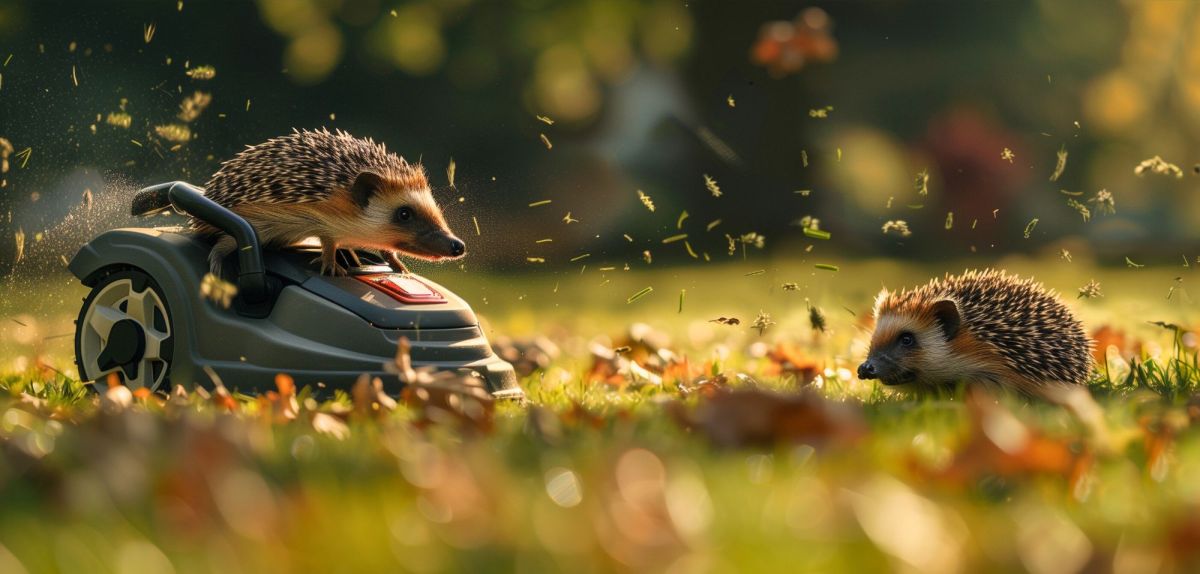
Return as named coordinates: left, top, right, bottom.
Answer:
left=202, top=128, right=416, bottom=207
left=887, top=269, right=1092, bottom=385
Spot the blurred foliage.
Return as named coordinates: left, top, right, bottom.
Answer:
left=2, top=259, right=1200, bottom=571
left=1, top=0, right=1199, bottom=276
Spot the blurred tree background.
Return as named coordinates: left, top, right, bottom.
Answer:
left=0, top=0, right=1197, bottom=276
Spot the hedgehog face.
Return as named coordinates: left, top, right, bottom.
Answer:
left=859, top=291, right=962, bottom=387
left=348, top=171, right=465, bottom=260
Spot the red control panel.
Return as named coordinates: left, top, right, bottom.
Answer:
left=356, top=274, right=447, bottom=305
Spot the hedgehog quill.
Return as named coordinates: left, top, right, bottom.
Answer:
left=196, top=128, right=465, bottom=276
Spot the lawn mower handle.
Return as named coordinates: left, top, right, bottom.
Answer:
left=133, top=181, right=269, bottom=303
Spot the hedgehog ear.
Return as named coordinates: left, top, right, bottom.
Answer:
left=931, top=299, right=961, bottom=339
left=350, top=171, right=385, bottom=209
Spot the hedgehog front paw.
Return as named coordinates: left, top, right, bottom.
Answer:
left=325, top=262, right=348, bottom=277
left=313, top=256, right=348, bottom=277
left=385, top=251, right=410, bottom=273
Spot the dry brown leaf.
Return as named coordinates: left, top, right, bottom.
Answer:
left=763, top=343, right=822, bottom=384
left=913, top=387, right=1091, bottom=489
left=671, top=387, right=866, bottom=448
left=401, top=374, right=495, bottom=435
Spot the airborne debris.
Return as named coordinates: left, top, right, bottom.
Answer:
left=539, top=133, right=552, bottom=150
left=945, top=211, right=954, bottom=230
left=739, top=232, right=765, bottom=249
left=446, top=158, right=456, bottom=188
left=1126, top=257, right=1144, bottom=269
left=1001, top=147, right=1015, bottom=163
left=782, top=282, right=799, bottom=291
left=915, top=169, right=929, bottom=196
left=802, top=227, right=830, bottom=240
left=662, top=233, right=687, bottom=244
left=727, top=94, right=736, bottom=108
left=0, top=137, right=12, bottom=180
left=881, top=220, right=911, bottom=237
left=186, top=65, right=217, bottom=80
left=626, top=286, right=653, bottom=304
left=808, top=105, right=833, bottom=118
left=1066, top=198, right=1091, bottom=222
left=15, top=147, right=31, bottom=168
left=703, top=174, right=722, bottom=197
left=709, top=317, right=740, bottom=326
left=528, top=199, right=552, bottom=207
left=751, top=310, right=775, bottom=335
left=1050, top=146, right=1068, bottom=181
left=795, top=215, right=821, bottom=232
left=105, top=112, right=132, bottom=128
left=1134, top=156, right=1183, bottom=179
left=1023, top=218, right=1039, bottom=239
left=13, top=228, right=24, bottom=265
left=200, top=273, right=237, bottom=308
left=807, top=300, right=827, bottom=333
left=562, top=212, right=577, bottom=224
left=177, top=91, right=211, bottom=122
left=536, top=115, right=554, bottom=125
left=1168, top=277, right=1183, bottom=300
left=1089, top=189, right=1115, bottom=216
left=636, top=189, right=655, bottom=212
left=154, top=124, right=191, bottom=143
left=1077, top=279, right=1102, bottom=299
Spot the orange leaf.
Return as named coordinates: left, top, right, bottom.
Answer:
left=275, top=373, right=295, bottom=397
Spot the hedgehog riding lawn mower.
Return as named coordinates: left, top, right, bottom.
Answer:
left=69, top=181, right=523, bottom=400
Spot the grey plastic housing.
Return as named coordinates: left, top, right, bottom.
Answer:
left=69, top=227, right=523, bottom=399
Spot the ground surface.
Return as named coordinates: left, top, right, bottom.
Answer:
left=1, top=258, right=1199, bottom=573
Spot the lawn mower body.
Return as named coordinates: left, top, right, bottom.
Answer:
left=69, top=181, right=522, bottom=399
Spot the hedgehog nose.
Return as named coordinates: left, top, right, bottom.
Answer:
left=857, top=361, right=877, bottom=380
left=449, top=238, right=465, bottom=257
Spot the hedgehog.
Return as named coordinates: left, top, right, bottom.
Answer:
left=195, top=128, right=464, bottom=276
left=857, top=269, right=1093, bottom=396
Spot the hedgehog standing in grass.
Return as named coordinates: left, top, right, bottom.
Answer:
left=196, top=128, right=465, bottom=276
left=857, top=269, right=1093, bottom=396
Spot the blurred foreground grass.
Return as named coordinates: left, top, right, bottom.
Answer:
left=2, top=257, right=1200, bottom=572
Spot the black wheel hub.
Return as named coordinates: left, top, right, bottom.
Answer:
left=97, top=319, right=146, bottom=380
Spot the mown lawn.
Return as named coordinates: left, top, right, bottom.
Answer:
left=1, top=257, right=1199, bottom=573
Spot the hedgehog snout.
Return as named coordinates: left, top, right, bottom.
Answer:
left=856, top=360, right=878, bottom=380
left=414, top=230, right=466, bottom=259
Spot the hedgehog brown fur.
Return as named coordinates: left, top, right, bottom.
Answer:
left=858, top=269, right=1093, bottom=395
left=195, top=128, right=464, bottom=276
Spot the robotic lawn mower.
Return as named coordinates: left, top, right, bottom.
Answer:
left=69, top=181, right=522, bottom=399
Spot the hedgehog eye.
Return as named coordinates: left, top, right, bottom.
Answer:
left=898, top=332, right=916, bottom=347
left=393, top=206, right=413, bottom=223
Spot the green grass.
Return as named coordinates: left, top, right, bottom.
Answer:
left=2, top=258, right=1200, bottom=572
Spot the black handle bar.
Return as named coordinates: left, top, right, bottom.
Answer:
left=132, top=181, right=269, bottom=303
